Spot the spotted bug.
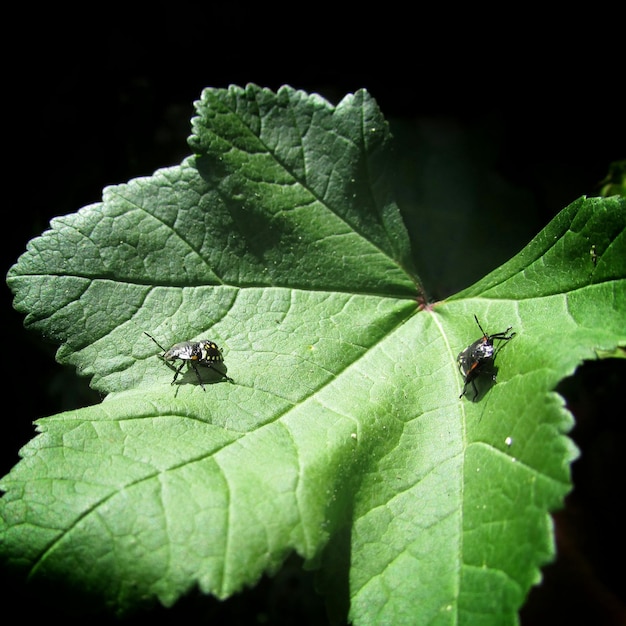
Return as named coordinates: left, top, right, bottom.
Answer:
left=145, top=333, right=233, bottom=389
left=457, top=315, right=515, bottom=400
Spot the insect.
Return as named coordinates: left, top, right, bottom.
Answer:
left=457, top=315, right=515, bottom=400
left=145, top=332, right=233, bottom=389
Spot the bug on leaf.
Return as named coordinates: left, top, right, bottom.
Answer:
left=457, top=315, right=515, bottom=400
left=145, top=332, right=233, bottom=389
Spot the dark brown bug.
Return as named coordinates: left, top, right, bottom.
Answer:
left=457, top=316, right=515, bottom=400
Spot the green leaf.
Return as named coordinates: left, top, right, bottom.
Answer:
left=599, top=158, right=626, bottom=198
left=3, top=84, right=626, bottom=624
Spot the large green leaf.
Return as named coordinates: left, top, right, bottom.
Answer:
left=2, top=85, right=625, bottom=624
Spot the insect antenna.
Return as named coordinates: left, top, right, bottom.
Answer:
left=144, top=332, right=167, bottom=352
left=473, top=314, right=488, bottom=338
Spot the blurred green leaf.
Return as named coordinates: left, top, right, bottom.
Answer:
left=599, top=159, right=626, bottom=198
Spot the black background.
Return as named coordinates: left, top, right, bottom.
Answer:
left=2, top=5, right=624, bottom=624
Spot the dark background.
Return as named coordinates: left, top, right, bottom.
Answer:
left=2, top=5, right=624, bottom=624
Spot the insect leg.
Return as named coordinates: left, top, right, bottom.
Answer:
left=470, top=379, right=479, bottom=400
left=492, top=330, right=516, bottom=359
left=459, top=378, right=480, bottom=401
left=209, top=364, right=234, bottom=384
left=171, top=361, right=186, bottom=385
left=490, top=327, right=515, bottom=341
left=190, top=362, right=206, bottom=391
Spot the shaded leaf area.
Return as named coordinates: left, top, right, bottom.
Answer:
left=455, top=195, right=626, bottom=301
left=189, top=86, right=413, bottom=271
left=2, top=86, right=626, bottom=625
